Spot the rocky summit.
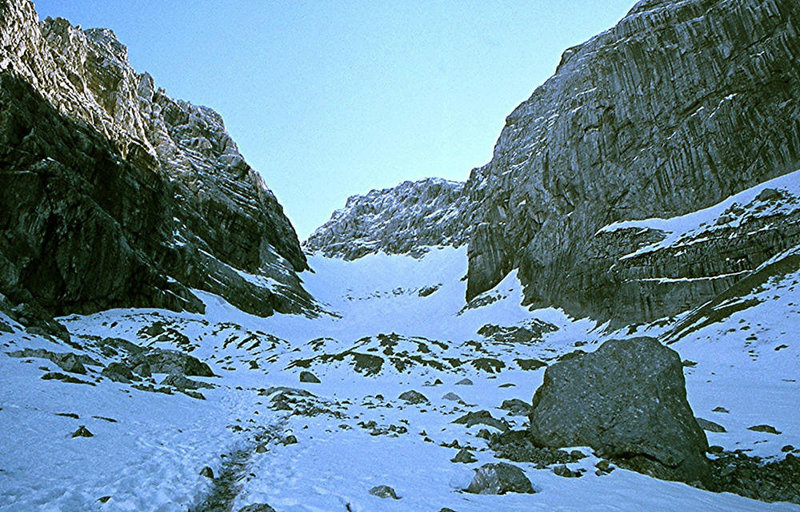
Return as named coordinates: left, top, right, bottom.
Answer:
left=0, top=0, right=314, bottom=318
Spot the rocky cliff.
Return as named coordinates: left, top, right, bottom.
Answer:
left=305, top=178, right=474, bottom=259
left=465, top=0, right=800, bottom=323
left=307, top=0, right=800, bottom=325
left=0, top=0, right=315, bottom=317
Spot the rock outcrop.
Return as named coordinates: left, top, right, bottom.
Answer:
left=528, top=337, right=711, bottom=485
left=305, top=178, right=474, bottom=259
left=465, top=0, right=800, bottom=323
left=0, top=0, right=314, bottom=317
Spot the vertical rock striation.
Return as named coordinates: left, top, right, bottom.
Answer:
left=466, top=0, right=800, bottom=322
left=0, top=0, right=315, bottom=316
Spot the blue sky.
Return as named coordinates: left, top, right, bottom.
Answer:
left=34, top=0, right=635, bottom=239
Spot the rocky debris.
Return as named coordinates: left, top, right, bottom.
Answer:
left=697, top=417, right=727, bottom=433
left=128, top=349, right=213, bottom=377
left=42, top=372, right=94, bottom=385
left=453, top=410, right=509, bottom=432
left=471, top=357, right=505, bottom=373
left=238, top=505, right=276, bottom=512
left=595, top=460, right=615, bottom=476
left=7, top=348, right=99, bottom=374
left=160, top=373, right=214, bottom=390
left=398, top=390, right=428, bottom=405
left=515, top=358, right=547, bottom=371
left=552, top=464, right=582, bottom=478
left=451, top=448, right=477, bottom=464
left=281, top=434, right=298, bottom=446
left=131, top=383, right=173, bottom=395
left=748, top=424, right=782, bottom=435
left=71, top=426, right=93, bottom=438
left=101, top=362, right=136, bottom=383
left=487, top=430, right=583, bottom=468
left=478, top=320, right=557, bottom=344
left=4, top=302, right=70, bottom=341
left=528, top=337, right=710, bottom=485
left=418, top=285, right=440, bottom=297
left=499, top=399, right=531, bottom=417
left=299, top=371, right=320, bottom=383
left=306, top=178, right=474, bottom=260
left=0, top=1, right=316, bottom=319
left=464, top=462, right=534, bottom=495
left=711, top=452, right=800, bottom=504
left=464, top=0, right=800, bottom=326
left=200, top=466, right=215, bottom=479
left=369, top=485, right=399, bottom=499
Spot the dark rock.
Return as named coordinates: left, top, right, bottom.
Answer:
left=7, top=348, right=98, bottom=374
left=712, top=406, right=730, bottom=414
left=451, top=448, right=477, bottom=464
left=128, top=348, right=213, bottom=377
left=299, top=371, right=320, bottom=383
left=42, top=372, right=94, bottom=385
left=455, top=378, right=473, bottom=386
left=200, top=466, right=214, bottom=479
left=101, top=362, right=136, bottom=383
left=487, top=429, right=581, bottom=468
left=464, top=462, right=534, bottom=495
left=281, top=435, right=298, bottom=446
left=711, top=451, right=800, bottom=504
left=238, top=505, right=276, bottom=512
left=161, top=373, right=214, bottom=390
left=398, top=390, right=428, bottom=405
left=71, top=425, right=93, bottom=438
left=442, top=392, right=462, bottom=402
left=368, top=485, right=399, bottom=499
left=515, top=358, right=547, bottom=371
left=696, top=417, right=727, bottom=433
left=552, top=464, right=581, bottom=478
left=528, top=337, right=710, bottom=485
left=453, top=410, right=509, bottom=432
left=56, top=412, right=79, bottom=419
left=748, top=424, right=782, bottom=435
left=500, top=399, right=531, bottom=416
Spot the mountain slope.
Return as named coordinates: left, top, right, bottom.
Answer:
left=0, top=0, right=314, bottom=317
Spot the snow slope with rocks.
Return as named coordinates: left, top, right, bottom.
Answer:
left=2, top=242, right=798, bottom=510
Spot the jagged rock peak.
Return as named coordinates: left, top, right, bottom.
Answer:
left=305, top=177, right=475, bottom=260
left=0, top=0, right=315, bottom=317
left=465, top=0, right=800, bottom=323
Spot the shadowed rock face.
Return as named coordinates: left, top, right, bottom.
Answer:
left=528, top=337, right=711, bottom=485
left=465, top=0, right=800, bottom=322
left=0, top=0, right=315, bottom=317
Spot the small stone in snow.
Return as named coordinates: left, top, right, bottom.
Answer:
left=71, top=425, right=93, bottom=438
left=200, top=466, right=214, bottom=479
left=369, top=485, right=399, bottom=499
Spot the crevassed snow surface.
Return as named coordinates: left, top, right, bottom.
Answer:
left=0, top=246, right=798, bottom=511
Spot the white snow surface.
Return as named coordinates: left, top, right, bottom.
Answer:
left=0, top=246, right=798, bottom=511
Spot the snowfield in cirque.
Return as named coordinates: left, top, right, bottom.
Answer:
left=1, top=246, right=799, bottom=511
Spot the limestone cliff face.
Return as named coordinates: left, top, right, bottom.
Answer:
left=305, top=178, right=475, bottom=259
left=0, top=0, right=314, bottom=316
left=466, top=0, right=800, bottom=323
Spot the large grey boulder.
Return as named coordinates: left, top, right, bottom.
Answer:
left=528, top=337, right=710, bottom=485
left=128, top=349, right=213, bottom=377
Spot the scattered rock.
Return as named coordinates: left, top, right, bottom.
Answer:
left=528, top=337, right=711, bottom=485
left=453, top=410, right=509, bottom=432
left=71, top=425, right=93, bottom=438
left=281, top=434, right=298, bottom=446
left=696, top=417, right=727, bottom=433
left=552, top=464, right=581, bottom=478
left=711, top=451, right=800, bottom=504
left=42, top=372, right=94, bottom=385
left=499, top=398, right=531, bottom=416
left=161, top=373, right=214, bottom=390
left=369, top=485, right=399, bottom=499
left=101, top=362, right=136, bottom=383
left=398, top=390, right=428, bottom=405
left=515, top=358, right=547, bottom=371
left=748, top=424, right=781, bottom=435
left=299, top=371, right=320, bottom=383
left=464, top=462, right=534, bottom=495
left=451, top=448, right=477, bottom=464
left=238, top=505, right=276, bottom=512
left=595, top=460, right=615, bottom=476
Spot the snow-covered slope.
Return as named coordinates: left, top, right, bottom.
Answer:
left=2, top=246, right=798, bottom=511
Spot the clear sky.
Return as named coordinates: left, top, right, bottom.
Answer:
left=34, top=0, right=635, bottom=240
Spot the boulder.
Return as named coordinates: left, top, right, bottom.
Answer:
left=101, top=362, right=136, bottom=383
left=128, top=348, right=213, bottom=377
left=369, top=485, right=399, bottom=499
left=528, top=337, right=710, bottom=485
left=464, top=462, right=534, bottom=495
left=398, top=390, right=428, bottom=405
left=299, top=371, right=320, bottom=383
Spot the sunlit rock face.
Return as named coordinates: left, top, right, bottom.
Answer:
left=0, top=0, right=315, bottom=317
left=465, top=0, right=800, bottom=323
